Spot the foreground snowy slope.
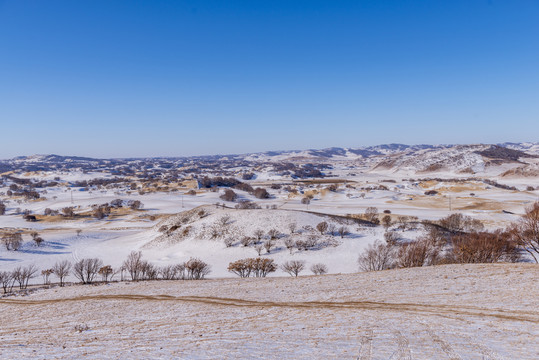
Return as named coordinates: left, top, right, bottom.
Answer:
left=0, top=263, right=537, bottom=359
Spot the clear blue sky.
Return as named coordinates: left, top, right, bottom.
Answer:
left=1, top=1, right=538, bottom=158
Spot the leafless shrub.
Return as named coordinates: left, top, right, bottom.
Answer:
left=74, top=324, right=90, bottom=333
left=224, top=237, right=235, bottom=248
left=185, top=258, right=211, bottom=280
left=382, top=215, right=392, bottom=229
left=396, top=241, right=426, bottom=268
left=160, top=264, right=178, bottom=280
left=52, top=260, right=72, bottom=287
left=240, top=236, right=253, bottom=247
left=328, top=223, right=337, bottom=236
left=2, top=232, right=22, bottom=251
left=439, top=213, right=484, bottom=233
left=396, top=216, right=411, bottom=231
left=283, top=237, right=295, bottom=254
left=310, top=263, right=328, bottom=275
left=357, top=241, right=394, bottom=271
left=267, top=229, right=280, bottom=240
left=219, top=215, right=231, bottom=226
left=384, top=231, right=401, bottom=246
left=451, top=231, right=519, bottom=263
left=365, top=207, right=379, bottom=223
left=264, top=239, right=274, bottom=253
left=288, top=222, right=297, bottom=235
left=253, top=229, right=264, bottom=242
left=316, top=221, right=328, bottom=235
left=254, top=244, right=264, bottom=256
left=281, top=260, right=306, bottom=277
left=253, top=187, right=269, bottom=199
left=337, top=226, right=349, bottom=238
left=61, top=206, right=75, bottom=218
left=220, top=189, right=237, bottom=202
left=127, top=200, right=143, bottom=210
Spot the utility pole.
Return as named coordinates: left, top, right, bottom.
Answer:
left=449, top=194, right=452, bottom=212
left=70, top=190, right=74, bottom=205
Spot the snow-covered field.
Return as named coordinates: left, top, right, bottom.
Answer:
left=1, top=167, right=538, bottom=281
left=1, top=263, right=537, bottom=359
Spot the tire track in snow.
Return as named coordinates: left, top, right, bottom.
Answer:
left=1, top=295, right=537, bottom=323
left=391, top=329, right=412, bottom=360
left=357, top=329, right=373, bottom=360
left=426, top=326, right=462, bottom=360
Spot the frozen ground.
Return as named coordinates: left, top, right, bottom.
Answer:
left=0, top=263, right=537, bottom=359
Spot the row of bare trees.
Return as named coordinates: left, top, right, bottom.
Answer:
left=0, top=253, right=212, bottom=294
left=122, top=251, right=211, bottom=281
left=228, top=258, right=327, bottom=278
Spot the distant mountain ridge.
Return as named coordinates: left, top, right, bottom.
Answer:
left=2, top=142, right=538, bottom=177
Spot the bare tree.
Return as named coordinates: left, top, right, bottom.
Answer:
left=316, top=221, right=328, bottom=235
left=509, top=201, right=539, bottom=262
left=185, top=258, right=211, bottom=280
left=98, top=265, right=114, bottom=283
left=310, top=263, right=328, bottom=275
left=283, top=237, right=295, bottom=254
left=281, top=260, right=306, bottom=277
left=357, top=241, right=394, bottom=271
left=267, top=229, right=279, bottom=240
left=73, top=258, right=103, bottom=284
left=240, top=236, right=253, bottom=247
left=253, top=229, right=264, bottom=243
left=160, top=264, right=179, bottom=280
left=228, top=259, right=252, bottom=278
left=13, top=264, right=38, bottom=289
left=0, top=271, right=15, bottom=294
left=123, top=251, right=143, bottom=281
left=254, top=244, right=264, bottom=256
left=52, top=260, right=72, bottom=287
left=2, top=232, right=22, bottom=251
left=42, top=269, right=53, bottom=285
left=264, top=239, right=274, bottom=253
left=328, top=223, right=337, bottom=236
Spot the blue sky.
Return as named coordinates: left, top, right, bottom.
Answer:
left=1, top=1, right=538, bottom=158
